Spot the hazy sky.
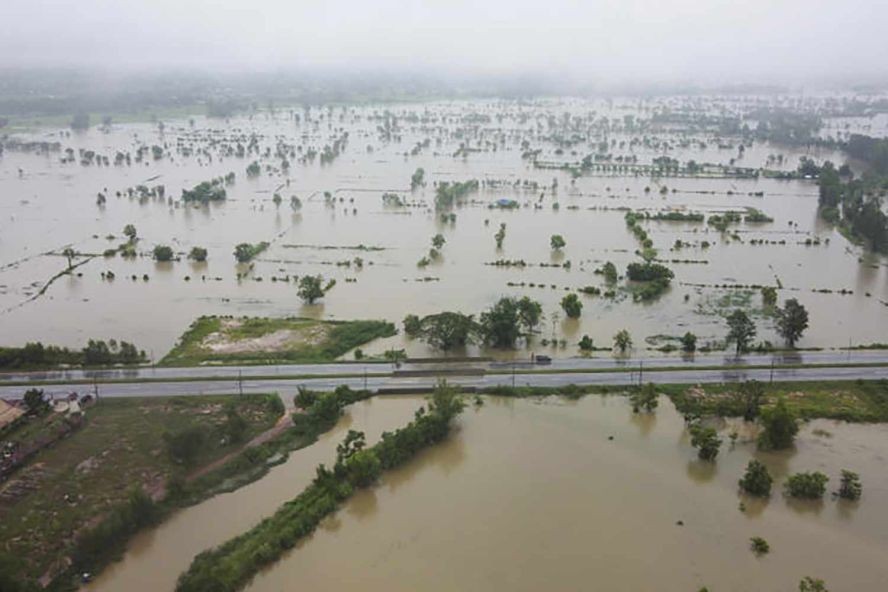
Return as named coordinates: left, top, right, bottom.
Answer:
left=3, top=0, right=887, bottom=86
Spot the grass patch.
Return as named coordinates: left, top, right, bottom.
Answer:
left=160, top=316, right=396, bottom=366
left=0, top=394, right=282, bottom=585
left=663, top=379, right=888, bottom=422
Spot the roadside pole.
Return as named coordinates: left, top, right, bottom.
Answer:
left=238, top=370, right=244, bottom=396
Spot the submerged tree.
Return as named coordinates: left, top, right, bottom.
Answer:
left=630, top=383, right=658, bottom=413
left=690, top=425, right=722, bottom=461
left=739, top=460, right=773, bottom=497
left=776, top=298, right=809, bottom=348
left=837, top=470, right=862, bottom=500
left=298, top=275, right=326, bottom=304
left=550, top=234, right=566, bottom=251
left=560, top=293, right=582, bottom=318
left=725, top=309, right=756, bottom=354
left=613, top=329, right=632, bottom=354
left=758, top=397, right=798, bottom=450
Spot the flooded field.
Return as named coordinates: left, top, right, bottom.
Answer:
left=2, top=97, right=887, bottom=360
left=243, top=395, right=888, bottom=592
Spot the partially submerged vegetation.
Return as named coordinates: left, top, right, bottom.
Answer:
left=0, top=339, right=146, bottom=370
left=175, top=382, right=464, bottom=592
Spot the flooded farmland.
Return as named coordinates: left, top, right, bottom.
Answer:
left=243, top=395, right=888, bottom=592
left=2, top=97, right=887, bottom=361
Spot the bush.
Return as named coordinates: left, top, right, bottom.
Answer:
left=188, top=247, right=208, bottom=262
left=785, top=472, right=829, bottom=499
left=739, top=460, right=772, bottom=497
left=153, top=245, right=174, bottom=262
left=689, top=425, right=721, bottom=461
left=758, top=398, right=798, bottom=450
left=750, top=537, right=770, bottom=555
left=837, top=470, right=862, bottom=500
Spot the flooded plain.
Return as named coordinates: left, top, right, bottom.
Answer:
left=243, top=395, right=888, bottom=592
left=2, top=98, right=887, bottom=360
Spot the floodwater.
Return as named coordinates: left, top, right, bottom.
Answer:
left=86, top=396, right=427, bottom=592
left=1, top=98, right=887, bottom=361
left=243, top=396, right=888, bottom=592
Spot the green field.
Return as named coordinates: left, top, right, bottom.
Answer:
left=160, top=316, right=396, bottom=366
left=0, top=394, right=282, bottom=584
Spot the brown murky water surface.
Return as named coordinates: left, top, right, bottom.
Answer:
left=1, top=99, right=887, bottom=360
left=238, top=396, right=888, bottom=592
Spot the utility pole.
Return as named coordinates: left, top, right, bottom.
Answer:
left=363, top=366, right=368, bottom=390
left=238, top=370, right=244, bottom=397
left=512, top=361, right=516, bottom=388
left=769, top=360, right=774, bottom=384
left=638, top=361, right=643, bottom=386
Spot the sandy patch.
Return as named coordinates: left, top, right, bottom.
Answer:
left=201, top=319, right=331, bottom=354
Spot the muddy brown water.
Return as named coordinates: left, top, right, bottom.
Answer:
left=1, top=99, right=886, bottom=361
left=243, top=396, right=888, bottom=592
left=87, top=394, right=888, bottom=591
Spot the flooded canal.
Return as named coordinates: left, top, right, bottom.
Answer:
left=235, top=395, right=888, bottom=592
left=2, top=99, right=887, bottom=360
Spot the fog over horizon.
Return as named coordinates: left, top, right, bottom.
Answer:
left=2, top=0, right=888, bottom=90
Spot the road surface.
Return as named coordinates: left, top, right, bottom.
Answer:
left=3, top=361, right=887, bottom=400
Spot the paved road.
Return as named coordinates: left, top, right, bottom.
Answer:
left=1, top=350, right=885, bottom=384
left=4, top=363, right=887, bottom=400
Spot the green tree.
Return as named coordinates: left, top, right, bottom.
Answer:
left=479, top=298, right=524, bottom=348
left=123, top=224, right=137, bottom=241
left=598, top=261, right=618, bottom=284
left=23, top=388, right=48, bottom=415
left=726, top=309, right=756, bottom=354
left=578, top=335, right=594, bottom=352
left=62, top=247, right=76, bottom=269
left=415, top=312, right=478, bottom=350
left=739, top=459, right=773, bottom=497
left=680, top=332, right=697, bottom=353
left=188, top=247, right=208, bottom=262
left=153, top=245, right=174, bottom=262
left=837, top=470, right=862, bottom=500
left=335, top=430, right=366, bottom=464
left=163, top=426, right=207, bottom=466
left=410, top=167, right=425, bottom=190
left=750, top=537, right=770, bottom=556
left=736, top=380, right=765, bottom=421
left=516, top=296, right=543, bottom=333
left=761, top=286, right=777, bottom=307
left=785, top=472, right=829, bottom=499
left=799, top=576, right=829, bottom=592
left=221, top=404, right=248, bottom=444
left=560, top=293, right=582, bottom=318
left=758, top=397, right=798, bottom=450
left=495, top=223, right=506, bottom=248
left=613, top=329, right=632, bottom=354
left=431, top=233, right=446, bottom=250
left=630, top=383, right=658, bottom=413
left=550, top=234, right=566, bottom=250
left=776, top=298, right=809, bottom=348
left=690, top=425, right=722, bottom=461
left=403, top=314, right=422, bottom=337
left=298, top=275, right=325, bottom=304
